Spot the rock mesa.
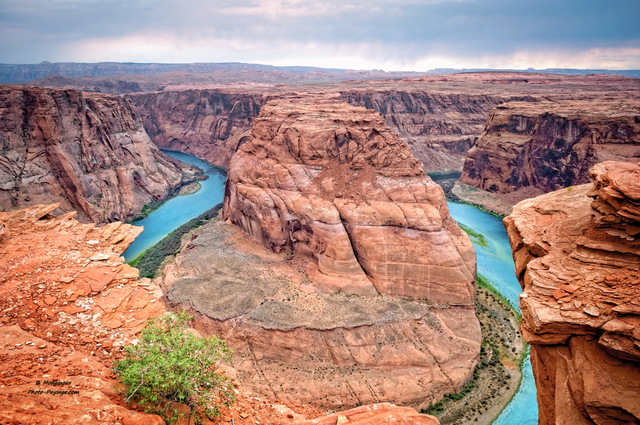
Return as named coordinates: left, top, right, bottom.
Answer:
left=504, top=161, right=640, bottom=424
left=222, top=95, right=476, bottom=301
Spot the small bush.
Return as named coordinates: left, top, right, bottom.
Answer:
left=114, top=311, right=235, bottom=424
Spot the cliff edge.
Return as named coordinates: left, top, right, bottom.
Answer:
left=504, top=161, right=640, bottom=424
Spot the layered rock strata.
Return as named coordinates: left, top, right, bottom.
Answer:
left=461, top=99, right=640, bottom=194
left=222, top=95, right=476, bottom=301
left=339, top=90, right=527, bottom=173
left=0, top=204, right=165, bottom=424
left=296, top=403, right=440, bottom=424
left=0, top=86, right=201, bottom=223
left=0, top=203, right=440, bottom=424
left=161, top=218, right=481, bottom=411
left=162, top=95, right=482, bottom=410
left=129, top=90, right=263, bottom=168
left=504, top=161, right=640, bottom=424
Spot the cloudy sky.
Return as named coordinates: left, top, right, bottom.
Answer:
left=1, top=0, right=639, bottom=70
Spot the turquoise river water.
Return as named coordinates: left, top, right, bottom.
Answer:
left=123, top=150, right=227, bottom=261
left=447, top=201, right=538, bottom=425
left=123, top=150, right=538, bottom=424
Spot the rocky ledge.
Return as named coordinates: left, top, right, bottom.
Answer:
left=0, top=86, right=202, bottom=223
left=222, top=94, right=476, bottom=302
left=0, top=204, right=164, bottom=424
left=504, top=161, right=640, bottom=424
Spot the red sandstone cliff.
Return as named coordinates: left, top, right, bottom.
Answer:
left=339, top=90, right=529, bottom=173
left=0, top=86, right=201, bottom=223
left=222, top=94, right=476, bottom=301
left=504, top=161, right=640, bottom=424
left=128, top=90, right=263, bottom=168
left=461, top=99, right=640, bottom=194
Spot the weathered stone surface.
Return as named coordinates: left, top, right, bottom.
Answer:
left=0, top=86, right=202, bottom=223
left=129, top=90, right=263, bottom=168
left=461, top=98, right=640, bottom=194
left=222, top=94, right=476, bottom=302
left=0, top=204, right=166, bottom=424
left=0, top=204, right=443, bottom=424
left=161, top=218, right=481, bottom=412
left=339, top=90, right=521, bottom=173
left=504, top=161, right=640, bottom=424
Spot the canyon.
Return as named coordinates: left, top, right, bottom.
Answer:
left=2, top=68, right=639, bottom=424
left=0, top=86, right=202, bottom=223
left=504, top=161, right=640, bottom=424
left=128, top=90, right=263, bottom=168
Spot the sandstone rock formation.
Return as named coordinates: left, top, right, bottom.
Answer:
left=296, top=403, right=440, bottom=424
left=0, top=86, right=201, bottom=223
left=339, top=90, right=522, bottom=173
left=0, top=203, right=439, bottom=424
left=504, top=161, right=640, bottom=424
left=461, top=99, right=640, bottom=194
left=129, top=90, right=263, bottom=168
left=0, top=204, right=165, bottom=424
left=161, top=217, right=481, bottom=412
left=222, top=95, right=476, bottom=301
left=160, top=95, right=481, bottom=411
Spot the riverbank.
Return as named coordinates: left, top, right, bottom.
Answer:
left=425, top=278, right=525, bottom=425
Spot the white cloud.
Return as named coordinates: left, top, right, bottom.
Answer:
left=60, top=33, right=640, bottom=71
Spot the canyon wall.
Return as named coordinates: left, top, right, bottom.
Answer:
left=0, top=86, right=201, bottom=223
left=222, top=94, right=476, bottom=300
left=128, top=90, right=264, bottom=168
left=504, top=161, right=640, bottom=424
left=339, top=90, right=521, bottom=172
left=461, top=99, right=640, bottom=194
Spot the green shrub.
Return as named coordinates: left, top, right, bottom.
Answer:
left=114, top=311, right=235, bottom=424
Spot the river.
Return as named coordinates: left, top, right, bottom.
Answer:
left=447, top=201, right=538, bottom=425
left=122, top=150, right=227, bottom=261
left=123, top=151, right=537, bottom=424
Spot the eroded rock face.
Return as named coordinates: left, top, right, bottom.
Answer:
left=0, top=204, right=439, bottom=424
left=163, top=95, right=482, bottom=410
left=129, top=90, right=263, bottom=168
left=504, top=161, right=640, bottom=424
left=0, top=86, right=201, bottom=223
left=339, top=90, right=524, bottom=173
left=461, top=99, right=640, bottom=194
left=161, top=217, right=481, bottom=412
left=222, top=95, right=476, bottom=301
left=295, top=403, right=440, bottom=425
left=0, top=204, right=165, bottom=424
